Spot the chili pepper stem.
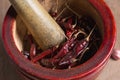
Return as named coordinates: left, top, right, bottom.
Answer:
left=65, top=3, right=81, bottom=18
left=78, top=29, right=87, bottom=36
left=54, top=7, right=67, bottom=20
left=72, top=16, right=77, bottom=28
left=74, top=31, right=81, bottom=38
left=62, top=16, right=70, bottom=22
left=55, top=0, right=59, bottom=13
left=74, top=29, right=86, bottom=38
left=76, top=25, right=96, bottom=61
left=68, top=58, right=78, bottom=69
left=68, top=47, right=89, bottom=69
left=54, top=0, right=69, bottom=20
left=78, top=47, right=89, bottom=61
left=86, top=25, right=96, bottom=41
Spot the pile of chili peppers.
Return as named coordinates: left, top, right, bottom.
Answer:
left=22, top=13, right=102, bottom=69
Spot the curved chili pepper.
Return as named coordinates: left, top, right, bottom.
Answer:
left=58, top=40, right=88, bottom=66
left=32, top=46, right=57, bottom=63
left=57, top=16, right=77, bottom=38
left=51, top=29, right=87, bottom=66
left=58, top=26, right=96, bottom=67
left=52, top=31, right=80, bottom=60
left=64, top=16, right=78, bottom=38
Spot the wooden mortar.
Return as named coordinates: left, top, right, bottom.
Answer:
left=2, top=0, right=116, bottom=80
left=9, top=0, right=66, bottom=50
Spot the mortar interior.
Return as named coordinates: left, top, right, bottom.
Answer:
left=12, top=0, right=104, bottom=67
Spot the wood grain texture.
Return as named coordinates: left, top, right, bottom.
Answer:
left=0, top=0, right=120, bottom=80
left=9, top=0, right=66, bottom=50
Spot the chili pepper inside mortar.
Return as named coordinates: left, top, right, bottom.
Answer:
left=14, top=0, right=102, bottom=69
left=21, top=11, right=102, bottom=69
left=2, top=0, right=116, bottom=79
left=19, top=0, right=102, bottom=70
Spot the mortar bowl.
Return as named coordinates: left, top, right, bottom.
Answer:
left=2, top=0, right=116, bottom=80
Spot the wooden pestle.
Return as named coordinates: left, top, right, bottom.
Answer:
left=9, top=0, right=66, bottom=50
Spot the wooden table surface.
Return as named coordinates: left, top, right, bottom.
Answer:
left=0, top=0, right=120, bottom=80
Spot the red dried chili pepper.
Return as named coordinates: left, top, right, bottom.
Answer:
left=50, top=12, right=58, bottom=19
left=65, top=17, right=73, bottom=30
left=32, top=46, right=57, bottom=63
left=30, top=43, right=36, bottom=60
left=58, top=26, right=96, bottom=67
left=57, top=16, right=77, bottom=38
left=50, top=29, right=87, bottom=66
left=64, top=16, right=77, bottom=38
left=52, top=31, right=80, bottom=60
